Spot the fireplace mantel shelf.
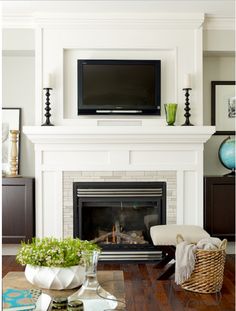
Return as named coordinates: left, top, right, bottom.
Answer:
left=23, top=125, right=215, bottom=144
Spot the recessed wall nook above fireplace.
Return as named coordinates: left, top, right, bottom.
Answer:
left=30, top=12, right=207, bottom=125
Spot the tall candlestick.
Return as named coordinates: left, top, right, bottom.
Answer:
left=182, top=88, right=193, bottom=126
left=42, top=88, right=54, bottom=126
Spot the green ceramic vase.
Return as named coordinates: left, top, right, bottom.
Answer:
left=164, top=103, right=178, bottom=126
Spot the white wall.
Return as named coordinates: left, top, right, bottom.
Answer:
left=2, top=55, right=35, bottom=176
left=2, top=28, right=35, bottom=176
left=203, top=30, right=235, bottom=53
left=2, top=29, right=35, bottom=177
left=3, top=29, right=35, bottom=51
left=203, top=55, right=235, bottom=175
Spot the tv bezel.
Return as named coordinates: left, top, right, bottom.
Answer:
left=77, top=59, right=161, bottom=115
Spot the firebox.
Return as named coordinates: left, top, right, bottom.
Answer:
left=73, top=182, right=166, bottom=261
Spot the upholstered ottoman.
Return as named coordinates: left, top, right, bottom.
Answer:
left=150, top=225, right=210, bottom=280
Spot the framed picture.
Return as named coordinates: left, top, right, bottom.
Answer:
left=211, top=81, right=236, bottom=135
left=2, top=108, right=21, bottom=175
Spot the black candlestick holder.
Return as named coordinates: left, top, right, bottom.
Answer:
left=182, top=88, right=193, bottom=126
left=42, top=88, right=54, bottom=126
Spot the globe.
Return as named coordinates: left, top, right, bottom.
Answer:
left=218, top=137, right=235, bottom=175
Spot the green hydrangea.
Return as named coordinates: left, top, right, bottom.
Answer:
left=16, top=237, right=100, bottom=267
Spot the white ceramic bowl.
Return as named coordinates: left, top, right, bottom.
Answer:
left=25, top=264, right=85, bottom=290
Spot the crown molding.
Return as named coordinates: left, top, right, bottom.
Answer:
left=4, top=12, right=234, bottom=31
left=33, top=12, right=205, bottom=27
left=204, top=16, right=235, bottom=30
left=3, top=12, right=205, bottom=29
left=2, top=15, right=34, bottom=28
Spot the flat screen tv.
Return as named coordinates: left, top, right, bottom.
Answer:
left=77, top=60, right=161, bottom=115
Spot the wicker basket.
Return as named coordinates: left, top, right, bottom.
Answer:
left=177, top=235, right=227, bottom=294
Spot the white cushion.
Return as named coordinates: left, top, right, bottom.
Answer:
left=150, top=225, right=210, bottom=246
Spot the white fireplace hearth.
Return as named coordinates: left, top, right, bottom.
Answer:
left=24, top=124, right=215, bottom=238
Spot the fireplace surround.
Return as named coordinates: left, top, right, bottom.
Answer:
left=23, top=125, right=215, bottom=239
left=64, top=170, right=176, bottom=238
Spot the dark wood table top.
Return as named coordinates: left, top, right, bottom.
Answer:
left=3, top=271, right=125, bottom=310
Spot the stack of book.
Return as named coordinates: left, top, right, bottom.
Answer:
left=3, top=288, right=51, bottom=311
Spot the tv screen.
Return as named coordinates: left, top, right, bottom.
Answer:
left=77, top=60, right=161, bottom=115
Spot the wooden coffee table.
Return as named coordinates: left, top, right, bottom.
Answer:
left=3, top=271, right=125, bottom=310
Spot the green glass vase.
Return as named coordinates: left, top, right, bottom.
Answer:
left=164, top=103, right=178, bottom=126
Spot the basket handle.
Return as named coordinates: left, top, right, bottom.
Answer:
left=176, top=234, right=185, bottom=244
left=219, top=239, right=227, bottom=250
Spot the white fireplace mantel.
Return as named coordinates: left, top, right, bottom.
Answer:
left=24, top=125, right=215, bottom=238
left=24, top=125, right=214, bottom=144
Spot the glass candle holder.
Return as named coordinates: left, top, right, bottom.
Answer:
left=164, top=103, right=178, bottom=126
left=68, top=251, right=118, bottom=311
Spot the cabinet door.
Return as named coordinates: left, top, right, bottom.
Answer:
left=2, top=178, right=35, bottom=243
left=204, top=177, right=235, bottom=241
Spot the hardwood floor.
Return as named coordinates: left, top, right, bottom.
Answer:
left=2, top=255, right=235, bottom=311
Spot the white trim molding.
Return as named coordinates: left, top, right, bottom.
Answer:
left=3, top=13, right=233, bottom=31
left=2, top=15, right=34, bottom=29
left=2, top=11, right=205, bottom=29
left=204, top=16, right=235, bottom=30
left=32, top=12, right=205, bottom=29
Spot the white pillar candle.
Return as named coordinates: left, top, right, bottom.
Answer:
left=44, top=73, right=53, bottom=88
left=183, top=73, right=191, bottom=89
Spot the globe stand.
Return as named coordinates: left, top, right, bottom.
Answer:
left=224, top=169, right=235, bottom=177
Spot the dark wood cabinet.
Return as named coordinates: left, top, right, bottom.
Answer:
left=2, top=177, right=35, bottom=243
left=204, top=176, right=235, bottom=241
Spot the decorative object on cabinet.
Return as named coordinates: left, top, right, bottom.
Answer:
left=2, top=108, right=21, bottom=175
left=164, top=103, right=178, bottom=126
left=211, top=81, right=236, bottom=135
left=42, top=73, right=54, bottom=126
left=2, top=177, right=35, bottom=243
left=204, top=176, right=235, bottom=241
left=218, top=136, right=235, bottom=176
left=182, top=74, right=193, bottom=126
left=8, top=130, right=20, bottom=177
